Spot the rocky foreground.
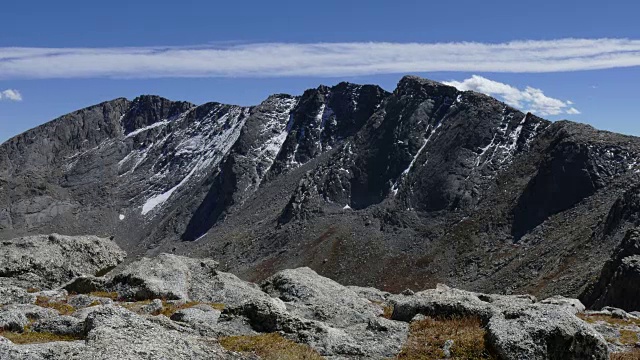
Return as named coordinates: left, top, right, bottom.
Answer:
left=1, top=235, right=638, bottom=359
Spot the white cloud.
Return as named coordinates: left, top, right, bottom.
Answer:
left=0, top=38, right=640, bottom=79
left=443, top=75, right=579, bottom=116
left=0, top=89, right=22, bottom=101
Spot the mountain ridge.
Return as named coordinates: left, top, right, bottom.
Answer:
left=1, top=75, right=639, bottom=312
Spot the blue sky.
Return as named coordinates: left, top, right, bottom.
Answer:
left=1, top=0, right=640, bottom=142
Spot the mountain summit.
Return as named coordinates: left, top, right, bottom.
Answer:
left=1, top=76, right=639, bottom=310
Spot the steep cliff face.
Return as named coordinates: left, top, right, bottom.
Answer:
left=1, top=76, right=639, bottom=306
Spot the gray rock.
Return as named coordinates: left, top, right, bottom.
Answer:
left=602, top=306, right=632, bottom=319
left=66, top=294, right=113, bottom=309
left=0, top=305, right=249, bottom=359
left=0, top=310, right=28, bottom=332
left=140, top=299, right=163, bottom=315
left=1, top=304, right=58, bottom=322
left=170, top=307, right=221, bottom=325
left=81, top=305, right=247, bottom=359
left=391, top=284, right=608, bottom=360
left=109, top=254, right=216, bottom=300
left=261, top=267, right=382, bottom=327
left=487, top=304, right=609, bottom=360
left=63, top=276, right=110, bottom=294
left=108, top=254, right=268, bottom=307
left=0, top=234, right=125, bottom=290
left=347, top=285, right=390, bottom=303
left=443, top=339, right=454, bottom=358
left=540, top=295, right=586, bottom=314
left=31, top=315, right=83, bottom=336
left=0, top=286, right=35, bottom=305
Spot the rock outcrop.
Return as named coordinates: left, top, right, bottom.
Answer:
left=0, top=236, right=626, bottom=359
left=0, top=234, right=125, bottom=290
left=581, top=228, right=640, bottom=311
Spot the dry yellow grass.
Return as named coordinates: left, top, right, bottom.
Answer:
left=220, top=333, right=324, bottom=360
left=382, top=304, right=394, bottom=319
left=120, top=299, right=225, bottom=316
left=578, top=313, right=640, bottom=326
left=610, top=348, right=640, bottom=360
left=87, top=291, right=119, bottom=300
left=0, top=330, right=81, bottom=344
left=395, top=316, right=495, bottom=360
left=34, top=296, right=75, bottom=315
left=618, top=330, right=639, bottom=345
left=159, top=301, right=225, bottom=316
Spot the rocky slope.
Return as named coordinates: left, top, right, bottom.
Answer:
left=1, top=76, right=639, bottom=311
left=4, top=234, right=636, bottom=359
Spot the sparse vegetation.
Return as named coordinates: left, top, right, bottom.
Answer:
left=0, top=330, right=82, bottom=344
left=618, top=330, right=639, bottom=345
left=395, top=316, right=495, bottom=360
left=578, top=313, right=640, bottom=326
left=220, top=333, right=324, bottom=360
left=26, top=287, right=40, bottom=293
left=87, top=291, right=118, bottom=300
left=383, top=304, right=394, bottom=319
left=158, top=301, right=225, bottom=317
left=610, top=348, right=640, bottom=360
left=34, top=296, right=75, bottom=315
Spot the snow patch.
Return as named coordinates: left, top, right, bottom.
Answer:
left=125, top=120, right=170, bottom=138
left=119, top=214, right=125, bottom=220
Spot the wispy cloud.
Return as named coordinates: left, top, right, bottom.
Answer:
left=444, top=75, right=579, bottom=116
left=0, top=89, right=22, bottom=101
left=0, top=38, right=640, bottom=79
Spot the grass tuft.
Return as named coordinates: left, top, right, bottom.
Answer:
left=34, top=296, right=75, bottom=315
left=382, top=304, right=394, bottom=319
left=220, top=333, right=324, bottom=360
left=578, top=313, right=640, bottom=326
left=0, top=330, right=82, bottom=344
left=395, top=316, right=495, bottom=360
left=618, top=330, right=639, bottom=346
left=610, top=348, right=640, bottom=360
left=158, top=301, right=225, bottom=317
left=87, top=291, right=118, bottom=300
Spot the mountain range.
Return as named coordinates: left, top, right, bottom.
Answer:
left=1, top=75, right=639, bottom=310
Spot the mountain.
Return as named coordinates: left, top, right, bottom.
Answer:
left=1, top=75, right=639, bottom=310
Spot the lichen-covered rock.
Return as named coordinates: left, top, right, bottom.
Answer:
left=108, top=254, right=268, bottom=307
left=0, top=305, right=249, bottom=359
left=0, top=286, right=35, bottom=305
left=0, top=234, right=125, bottom=290
left=31, top=316, right=84, bottom=336
left=261, top=267, right=382, bottom=327
left=170, top=307, right=221, bottom=325
left=487, top=304, right=608, bottom=360
left=390, top=284, right=608, bottom=360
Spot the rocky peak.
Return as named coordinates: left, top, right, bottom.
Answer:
left=121, top=95, right=195, bottom=135
left=394, top=75, right=459, bottom=99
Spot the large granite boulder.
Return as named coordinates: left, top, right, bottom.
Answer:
left=0, top=234, right=125, bottom=290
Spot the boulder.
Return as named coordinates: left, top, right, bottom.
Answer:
left=107, top=254, right=268, bottom=307
left=0, top=234, right=125, bottom=290
left=487, top=304, right=609, bottom=360
left=170, top=307, right=221, bottom=325
left=261, top=267, right=382, bottom=327
left=66, top=294, right=113, bottom=309
left=390, top=284, right=608, bottom=360
left=540, top=295, right=586, bottom=314
left=0, top=305, right=249, bottom=359
left=0, top=286, right=36, bottom=305
left=31, top=316, right=84, bottom=336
